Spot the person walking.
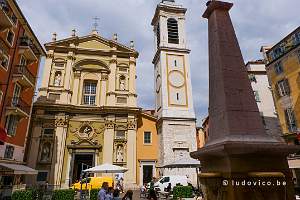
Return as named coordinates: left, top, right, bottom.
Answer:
left=122, top=190, right=133, bottom=200
left=105, top=187, right=114, bottom=200
left=98, top=182, right=109, bottom=200
left=148, top=177, right=157, bottom=200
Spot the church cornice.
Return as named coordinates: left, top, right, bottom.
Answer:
left=32, top=103, right=142, bottom=115
left=44, top=34, right=139, bottom=58
left=152, top=47, right=191, bottom=64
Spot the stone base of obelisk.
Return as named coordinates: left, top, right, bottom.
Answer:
left=192, top=141, right=299, bottom=200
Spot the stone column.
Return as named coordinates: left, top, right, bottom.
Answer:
left=71, top=71, right=81, bottom=105
left=100, top=73, right=108, bottom=106
left=52, top=114, right=68, bottom=187
left=107, top=56, right=117, bottom=106
left=64, top=149, right=72, bottom=188
left=39, top=51, right=53, bottom=97
left=103, top=117, right=115, bottom=164
left=124, top=116, right=137, bottom=188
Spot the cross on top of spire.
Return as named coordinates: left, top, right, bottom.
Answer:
left=92, top=16, right=100, bottom=32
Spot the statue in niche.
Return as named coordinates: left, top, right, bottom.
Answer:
left=116, top=144, right=124, bottom=162
left=54, top=72, right=61, bottom=86
left=119, top=76, right=126, bottom=91
left=41, top=143, right=51, bottom=162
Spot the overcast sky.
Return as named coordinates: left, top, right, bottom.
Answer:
left=17, top=0, right=300, bottom=125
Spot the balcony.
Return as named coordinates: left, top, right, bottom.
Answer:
left=12, top=65, right=35, bottom=88
left=18, top=37, right=38, bottom=63
left=5, top=97, right=31, bottom=118
left=0, top=1, right=13, bottom=31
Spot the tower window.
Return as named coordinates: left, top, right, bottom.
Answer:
left=174, top=60, right=177, bottom=67
left=167, top=18, right=179, bottom=44
left=156, top=23, right=160, bottom=49
left=176, top=93, right=179, bottom=100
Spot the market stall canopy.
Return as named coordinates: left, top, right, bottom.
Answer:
left=160, top=157, right=201, bottom=168
left=0, top=163, right=38, bottom=175
left=84, top=163, right=128, bottom=173
left=0, top=126, right=7, bottom=144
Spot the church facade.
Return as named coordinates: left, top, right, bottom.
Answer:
left=25, top=30, right=151, bottom=188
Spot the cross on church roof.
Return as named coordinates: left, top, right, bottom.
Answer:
left=162, top=0, right=175, bottom=2
left=92, top=16, right=100, bottom=32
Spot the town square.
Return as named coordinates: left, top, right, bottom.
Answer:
left=0, top=0, right=300, bottom=199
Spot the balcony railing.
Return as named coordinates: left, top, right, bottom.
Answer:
left=6, top=97, right=31, bottom=115
left=18, top=36, right=38, bottom=62
left=13, top=65, right=35, bottom=85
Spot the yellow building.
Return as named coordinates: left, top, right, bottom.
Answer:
left=136, top=110, right=158, bottom=186
left=264, top=26, right=300, bottom=187
left=265, top=26, right=300, bottom=143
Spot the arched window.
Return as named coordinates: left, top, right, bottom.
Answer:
left=167, top=18, right=179, bottom=44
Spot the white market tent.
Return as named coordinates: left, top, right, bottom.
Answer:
left=83, top=163, right=128, bottom=173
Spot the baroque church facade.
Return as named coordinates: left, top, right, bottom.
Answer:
left=26, top=30, right=142, bottom=188
left=25, top=0, right=198, bottom=189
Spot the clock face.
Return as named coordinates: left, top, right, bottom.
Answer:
left=156, top=74, right=161, bottom=93
left=168, top=71, right=185, bottom=88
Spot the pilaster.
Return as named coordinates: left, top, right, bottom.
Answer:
left=128, top=57, right=137, bottom=107
left=71, top=71, right=81, bottom=105
left=124, top=115, right=137, bottom=186
left=100, top=73, right=108, bottom=106
left=107, top=56, right=117, bottom=106
left=52, top=114, right=69, bottom=187
left=39, top=50, right=54, bottom=97
left=103, top=117, right=115, bottom=164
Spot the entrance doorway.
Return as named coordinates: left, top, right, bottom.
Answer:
left=72, top=154, right=94, bottom=183
left=143, top=165, right=153, bottom=184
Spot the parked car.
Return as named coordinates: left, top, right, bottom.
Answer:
left=153, top=175, right=188, bottom=192
left=72, top=177, right=113, bottom=190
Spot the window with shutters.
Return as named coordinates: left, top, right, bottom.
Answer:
left=277, top=79, right=290, bottom=97
left=285, top=108, right=297, bottom=132
left=253, top=91, right=260, bottom=102
left=274, top=61, right=284, bottom=75
left=4, top=145, right=14, bottom=159
left=167, top=18, right=179, bottom=44
left=248, top=74, right=256, bottom=83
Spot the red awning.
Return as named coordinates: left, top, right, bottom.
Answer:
left=0, top=126, right=7, bottom=144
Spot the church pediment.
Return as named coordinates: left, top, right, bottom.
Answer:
left=45, top=34, right=138, bottom=56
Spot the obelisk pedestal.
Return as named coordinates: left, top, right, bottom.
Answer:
left=190, top=1, right=300, bottom=200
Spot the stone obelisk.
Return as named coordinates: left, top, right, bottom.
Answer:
left=190, top=1, right=299, bottom=200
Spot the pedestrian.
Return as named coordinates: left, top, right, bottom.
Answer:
left=148, top=177, right=157, bottom=200
left=98, top=182, right=109, bottom=200
left=119, top=177, right=124, bottom=193
left=113, top=189, right=121, bottom=200
left=122, top=190, right=133, bottom=200
left=105, top=187, right=114, bottom=200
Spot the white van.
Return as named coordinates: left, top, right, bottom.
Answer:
left=154, top=175, right=188, bottom=192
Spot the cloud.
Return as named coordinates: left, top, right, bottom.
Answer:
left=16, top=0, right=300, bottom=125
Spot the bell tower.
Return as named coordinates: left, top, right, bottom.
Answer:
left=152, top=0, right=197, bottom=180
